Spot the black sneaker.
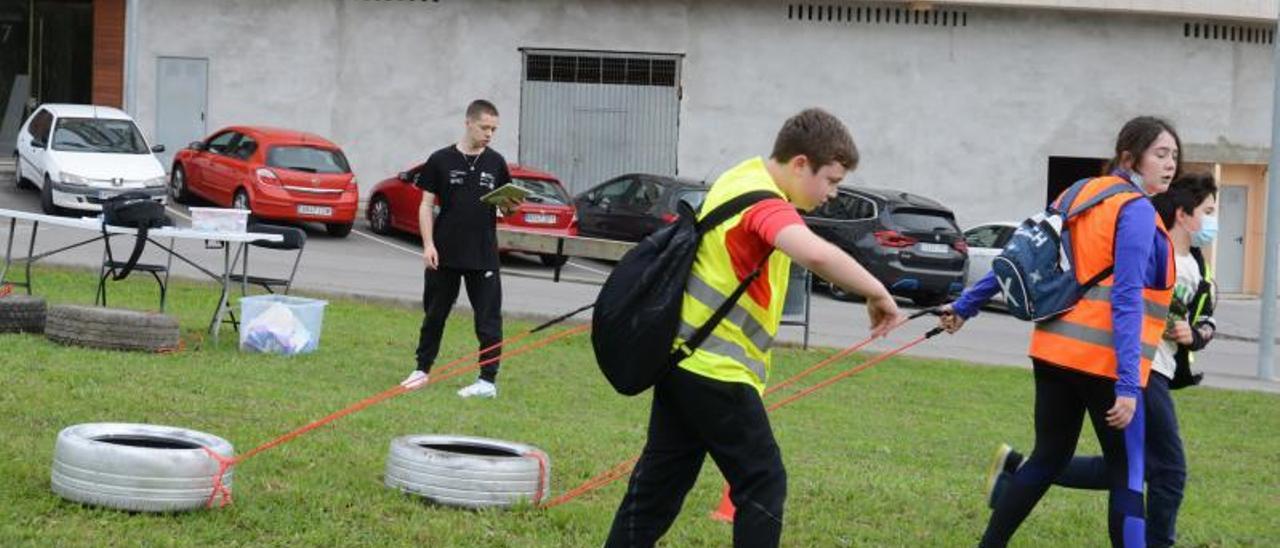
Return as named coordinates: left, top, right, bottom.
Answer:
left=984, top=443, right=1024, bottom=508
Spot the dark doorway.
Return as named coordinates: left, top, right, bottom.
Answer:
left=1046, top=156, right=1106, bottom=206
left=33, top=0, right=93, bottom=105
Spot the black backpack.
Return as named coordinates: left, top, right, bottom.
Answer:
left=101, top=192, right=171, bottom=280
left=591, top=190, right=777, bottom=395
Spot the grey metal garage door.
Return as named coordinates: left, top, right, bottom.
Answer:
left=518, top=50, right=681, bottom=196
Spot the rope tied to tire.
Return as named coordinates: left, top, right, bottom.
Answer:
left=200, top=446, right=236, bottom=509
left=0, top=283, right=12, bottom=298
left=523, top=449, right=551, bottom=505
left=194, top=323, right=591, bottom=507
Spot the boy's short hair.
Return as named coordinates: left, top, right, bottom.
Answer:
left=466, top=99, right=499, bottom=120
left=770, top=108, right=859, bottom=171
left=1153, top=172, right=1218, bottom=228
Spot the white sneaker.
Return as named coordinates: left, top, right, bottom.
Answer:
left=456, top=379, right=497, bottom=399
left=400, top=370, right=429, bottom=390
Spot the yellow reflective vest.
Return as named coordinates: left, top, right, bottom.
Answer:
left=675, top=157, right=793, bottom=394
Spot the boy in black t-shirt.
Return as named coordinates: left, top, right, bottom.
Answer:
left=400, top=100, right=516, bottom=399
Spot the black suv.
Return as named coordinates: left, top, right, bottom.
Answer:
left=574, top=173, right=706, bottom=242
left=803, top=186, right=968, bottom=306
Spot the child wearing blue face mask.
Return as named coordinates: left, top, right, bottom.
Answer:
left=984, top=173, right=1219, bottom=548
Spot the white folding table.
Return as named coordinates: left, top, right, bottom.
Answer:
left=1, top=207, right=284, bottom=341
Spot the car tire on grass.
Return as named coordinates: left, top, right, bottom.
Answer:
left=0, top=294, right=46, bottom=334
left=384, top=434, right=550, bottom=509
left=45, top=305, right=180, bottom=352
left=51, top=422, right=234, bottom=513
left=325, top=222, right=353, bottom=238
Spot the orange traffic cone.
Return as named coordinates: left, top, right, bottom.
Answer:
left=709, top=483, right=735, bottom=522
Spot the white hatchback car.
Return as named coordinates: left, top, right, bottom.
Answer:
left=14, top=104, right=167, bottom=214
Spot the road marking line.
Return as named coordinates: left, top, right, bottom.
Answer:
left=351, top=227, right=423, bottom=257
left=565, top=260, right=608, bottom=276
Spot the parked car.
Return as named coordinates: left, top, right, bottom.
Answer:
left=803, top=186, right=968, bottom=306
left=365, top=163, right=577, bottom=266
left=170, top=126, right=358, bottom=237
left=961, top=221, right=1018, bottom=305
left=574, top=173, right=707, bottom=242
left=14, top=104, right=168, bottom=215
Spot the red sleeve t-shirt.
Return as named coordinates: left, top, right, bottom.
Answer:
left=723, top=198, right=805, bottom=308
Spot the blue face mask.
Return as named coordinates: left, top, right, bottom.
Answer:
left=1192, top=215, right=1218, bottom=247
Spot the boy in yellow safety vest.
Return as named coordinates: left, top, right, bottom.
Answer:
left=604, top=108, right=903, bottom=548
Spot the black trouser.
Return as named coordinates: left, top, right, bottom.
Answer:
left=606, top=366, right=786, bottom=548
left=981, top=360, right=1146, bottom=548
left=415, top=267, right=503, bottom=383
left=1054, top=373, right=1185, bottom=548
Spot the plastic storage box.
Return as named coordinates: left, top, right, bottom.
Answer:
left=190, top=207, right=249, bottom=233
left=238, top=294, right=328, bottom=355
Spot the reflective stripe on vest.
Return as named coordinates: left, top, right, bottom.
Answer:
left=677, top=321, right=768, bottom=380
left=1028, top=176, right=1175, bottom=386
left=674, top=157, right=792, bottom=394
left=685, top=275, right=775, bottom=353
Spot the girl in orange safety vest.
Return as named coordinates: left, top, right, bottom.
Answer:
left=941, top=116, right=1180, bottom=548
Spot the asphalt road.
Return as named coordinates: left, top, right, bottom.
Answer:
left=2, top=170, right=1275, bottom=393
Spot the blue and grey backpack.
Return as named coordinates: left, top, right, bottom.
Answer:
left=991, top=177, right=1140, bottom=322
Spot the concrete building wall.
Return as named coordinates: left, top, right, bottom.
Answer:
left=124, top=0, right=1274, bottom=229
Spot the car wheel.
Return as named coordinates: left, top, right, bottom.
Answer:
left=12, top=153, right=32, bottom=189
left=368, top=196, right=392, bottom=235
left=40, top=175, right=60, bottom=216
left=169, top=165, right=192, bottom=204
left=325, top=222, right=353, bottom=238
left=231, top=189, right=250, bottom=211
left=538, top=253, right=569, bottom=268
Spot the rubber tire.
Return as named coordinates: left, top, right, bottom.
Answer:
left=325, top=222, right=353, bottom=238
left=367, top=196, right=392, bottom=235
left=40, top=175, right=60, bottom=215
left=384, top=434, right=551, bottom=509
left=169, top=165, right=192, bottom=204
left=0, top=294, right=46, bottom=333
left=13, top=153, right=34, bottom=189
left=51, top=422, right=235, bottom=512
left=45, top=305, right=180, bottom=352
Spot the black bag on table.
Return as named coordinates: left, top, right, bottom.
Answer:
left=591, top=190, right=777, bottom=396
left=101, top=192, right=171, bottom=280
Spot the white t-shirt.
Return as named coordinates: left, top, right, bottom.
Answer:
left=1153, top=252, right=1202, bottom=379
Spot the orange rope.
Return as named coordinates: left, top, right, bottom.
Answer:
left=542, top=326, right=937, bottom=508
left=0, top=283, right=12, bottom=298
left=195, top=324, right=590, bottom=507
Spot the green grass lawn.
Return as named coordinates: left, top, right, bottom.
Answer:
left=1, top=267, right=1277, bottom=546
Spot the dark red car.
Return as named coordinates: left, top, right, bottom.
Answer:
left=169, top=126, right=359, bottom=237
left=366, top=163, right=577, bottom=266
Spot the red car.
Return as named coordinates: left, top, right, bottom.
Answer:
left=169, top=126, right=359, bottom=237
left=366, top=163, right=577, bottom=266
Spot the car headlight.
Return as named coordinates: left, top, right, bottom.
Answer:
left=143, top=175, right=167, bottom=188
left=60, top=172, right=91, bottom=187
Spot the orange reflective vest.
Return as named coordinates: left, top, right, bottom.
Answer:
left=1028, top=176, right=1175, bottom=387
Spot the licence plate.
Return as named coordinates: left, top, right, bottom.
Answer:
left=524, top=213, right=557, bottom=225
left=297, top=205, right=333, bottom=217
left=918, top=242, right=951, bottom=254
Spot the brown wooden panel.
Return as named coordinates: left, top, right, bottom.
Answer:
left=92, top=0, right=126, bottom=107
